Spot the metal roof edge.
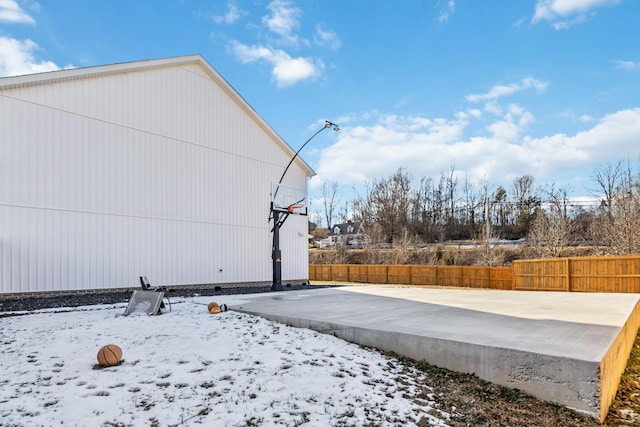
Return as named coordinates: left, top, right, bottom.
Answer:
left=0, top=55, right=201, bottom=88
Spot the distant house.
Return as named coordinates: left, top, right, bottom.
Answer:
left=0, top=55, right=313, bottom=295
left=318, top=222, right=368, bottom=248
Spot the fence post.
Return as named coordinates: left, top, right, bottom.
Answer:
left=566, top=258, right=571, bottom=292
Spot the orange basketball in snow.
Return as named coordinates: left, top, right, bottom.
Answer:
left=209, top=306, right=222, bottom=314
left=207, top=302, right=219, bottom=311
left=97, top=344, right=123, bottom=367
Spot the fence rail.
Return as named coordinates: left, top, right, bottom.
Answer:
left=310, top=255, right=640, bottom=293
left=513, top=255, right=640, bottom=293
left=309, top=264, right=513, bottom=290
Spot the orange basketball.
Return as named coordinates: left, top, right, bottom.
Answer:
left=209, top=306, right=222, bottom=314
left=97, top=344, right=123, bottom=367
left=207, top=302, right=219, bottom=311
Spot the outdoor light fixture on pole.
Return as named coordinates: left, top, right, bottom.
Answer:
left=270, top=120, right=340, bottom=291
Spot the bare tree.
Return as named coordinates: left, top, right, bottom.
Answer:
left=478, top=180, right=493, bottom=237
left=492, top=185, right=510, bottom=227
left=542, top=182, right=572, bottom=220
left=589, top=160, right=640, bottom=254
left=352, top=168, right=413, bottom=244
left=337, top=201, right=350, bottom=224
left=474, top=228, right=501, bottom=266
left=433, top=173, right=446, bottom=226
left=589, top=161, right=622, bottom=217
left=461, top=174, right=481, bottom=238
left=444, top=164, right=458, bottom=226
left=321, top=180, right=340, bottom=230
left=352, top=182, right=375, bottom=230
left=589, top=188, right=640, bottom=254
left=571, top=206, right=596, bottom=243
left=621, top=157, right=640, bottom=191
left=411, top=176, right=437, bottom=242
left=345, top=161, right=640, bottom=252
left=512, top=175, right=539, bottom=235
left=527, top=209, right=572, bottom=258
left=374, top=168, right=413, bottom=243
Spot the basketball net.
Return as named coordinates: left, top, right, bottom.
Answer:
left=287, top=203, right=304, bottom=213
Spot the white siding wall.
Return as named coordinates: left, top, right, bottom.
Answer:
left=0, top=61, right=309, bottom=294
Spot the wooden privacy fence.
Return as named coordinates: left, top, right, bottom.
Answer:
left=309, top=264, right=513, bottom=290
left=513, top=255, right=640, bottom=293
left=310, top=255, right=640, bottom=293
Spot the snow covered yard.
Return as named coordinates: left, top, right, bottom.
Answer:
left=0, top=294, right=450, bottom=426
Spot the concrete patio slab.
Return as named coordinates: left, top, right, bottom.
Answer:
left=233, top=285, right=640, bottom=421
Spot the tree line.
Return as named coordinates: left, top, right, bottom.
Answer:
left=314, top=159, right=640, bottom=257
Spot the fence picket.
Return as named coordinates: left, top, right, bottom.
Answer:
left=310, top=255, right=640, bottom=293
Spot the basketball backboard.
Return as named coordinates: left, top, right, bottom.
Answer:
left=271, top=183, right=308, bottom=215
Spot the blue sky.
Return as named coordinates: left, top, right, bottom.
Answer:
left=1, top=0, right=640, bottom=217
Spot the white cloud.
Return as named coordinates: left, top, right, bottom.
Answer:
left=273, top=55, right=321, bottom=86
left=513, top=17, right=526, bottom=28
left=485, top=104, right=535, bottom=143
left=466, top=77, right=548, bottom=103
left=535, top=0, right=618, bottom=17
left=532, top=0, right=619, bottom=28
left=615, top=59, right=640, bottom=71
left=311, top=108, right=640, bottom=195
left=211, top=1, right=247, bottom=24
left=548, top=14, right=588, bottom=29
left=0, top=36, right=61, bottom=77
left=483, top=101, right=503, bottom=116
left=262, top=0, right=301, bottom=45
left=314, top=24, right=341, bottom=50
left=0, top=0, right=34, bottom=24
left=313, top=113, right=469, bottom=185
left=334, top=112, right=370, bottom=126
left=561, top=110, right=596, bottom=123
left=229, top=40, right=322, bottom=87
left=438, top=0, right=456, bottom=22
left=226, top=0, right=338, bottom=87
left=468, top=109, right=482, bottom=119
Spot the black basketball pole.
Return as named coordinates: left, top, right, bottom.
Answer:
left=271, top=121, right=339, bottom=291
left=271, top=207, right=283, bottom=291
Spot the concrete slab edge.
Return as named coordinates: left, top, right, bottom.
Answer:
left=235, top=307, right=601, bottom=419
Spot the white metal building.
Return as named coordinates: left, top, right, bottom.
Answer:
left=0, top=55, right=313, bottom=295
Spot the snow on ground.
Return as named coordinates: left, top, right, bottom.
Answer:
left=0, top=293, right=450, bottom=426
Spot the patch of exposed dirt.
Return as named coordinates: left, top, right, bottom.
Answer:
left=394, top=356, right=598, bottom=427
left=392, top=330, right=640, bottom=426
left=604, top=332, right=640, bottom=426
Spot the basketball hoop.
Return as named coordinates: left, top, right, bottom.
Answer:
left=287, top=203, right=304, bottom=213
